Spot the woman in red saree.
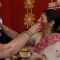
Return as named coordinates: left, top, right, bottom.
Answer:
left=30, top=9, right=60, bottom=60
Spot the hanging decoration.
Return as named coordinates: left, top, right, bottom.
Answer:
left=24, top=0, right=35, bottom=29
left=48, top=0, right=60, bottom=9
left=24, top=13, right=35, bottom=28
left=24, top=0, right=35, bottom=8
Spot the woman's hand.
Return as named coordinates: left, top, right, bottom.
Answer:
left=29, top=23, right=40, bottom=34
left=30, top=53, right=48, bottom=60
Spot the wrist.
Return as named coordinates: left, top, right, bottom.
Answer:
left=28, top=29, right=35, bottom=35
left=28, top=30, right=33, bottom=35
left=2, top=25, right=8, bottom=31
left=24, top=30, right=33, bottom=38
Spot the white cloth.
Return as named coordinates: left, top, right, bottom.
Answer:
left=42, top=42, right=60, bottom=60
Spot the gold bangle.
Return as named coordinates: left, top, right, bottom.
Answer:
left=24, top=31, right=33, bottom=38
left=3, top=25, right=8, bottom=31
left=5, top=27, right=8, bottom=31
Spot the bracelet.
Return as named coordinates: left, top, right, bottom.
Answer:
left=3, top=25, right=8, bottom=31
left=28, top=30, right=33, bottom=35
left=5, top=27, right=8, bottom=31
left=24, top=31, right=33, bottom=38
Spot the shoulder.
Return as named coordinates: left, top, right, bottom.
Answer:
left=51, top=33, right=60, bottom=39
left=45, top=33, right=60, bottom=43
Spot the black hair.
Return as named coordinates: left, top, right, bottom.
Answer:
left=45, top=9, right=60, bottom=33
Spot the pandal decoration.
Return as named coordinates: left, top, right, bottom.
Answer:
left=24, top=0, right=35, bottom=29
left=24, top=0, right=35, bottom=8
left=24, top=13, right=35, bottom=28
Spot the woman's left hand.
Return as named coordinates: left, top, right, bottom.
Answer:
left=30, top=53, right=48, bottom=60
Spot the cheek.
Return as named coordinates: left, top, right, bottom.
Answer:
left=37, top=19, right=47, bottom=31
left=42, top=19, right=47, bottom=27
left=40, top=21, right=46, bottom=28
left=40, top=19, right=47, bottom=26
left=43, top=18, right=47, bottom=23
left=37, top=18, right=47, bottom=27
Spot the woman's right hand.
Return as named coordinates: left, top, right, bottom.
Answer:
left=29, top=23, right=40, bottom=34
left=29, top=21, right=45, bottom=35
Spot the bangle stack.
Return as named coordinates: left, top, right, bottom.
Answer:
left=3, top=25, right=8, bottom=31
left=24, top=30, right=33, bottom=38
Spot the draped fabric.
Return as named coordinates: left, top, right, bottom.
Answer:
left=33, top=33, right=60, bottom=53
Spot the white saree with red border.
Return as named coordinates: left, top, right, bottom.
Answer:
left=34, top=33, right=60, bottom=60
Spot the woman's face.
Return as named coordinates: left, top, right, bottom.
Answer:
left=38, top=13, right=47, bottom=25
left=38, top=13, right=48, bottom=30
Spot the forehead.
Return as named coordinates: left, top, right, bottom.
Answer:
left=41, top=13, right=46, bottom=17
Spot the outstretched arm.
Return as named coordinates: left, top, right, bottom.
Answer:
left=0, top=24, right=19, bottom=39
left=0, top=23, right=40, bottom=58
left=0, top=32, right=30, bottom=58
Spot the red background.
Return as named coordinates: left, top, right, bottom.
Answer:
left=0, top=0, right=59, bottom=32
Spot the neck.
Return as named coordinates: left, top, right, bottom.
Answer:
left=43, top=27, right=52, bottom=36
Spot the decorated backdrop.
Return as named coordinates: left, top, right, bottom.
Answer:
left=0, top=0, right=55, bottom=32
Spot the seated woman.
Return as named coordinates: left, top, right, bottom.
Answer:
left=30, top=9, right=60, bottom=60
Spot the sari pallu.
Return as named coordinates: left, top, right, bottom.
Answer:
left=33, top=33, right=60, bottom=60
